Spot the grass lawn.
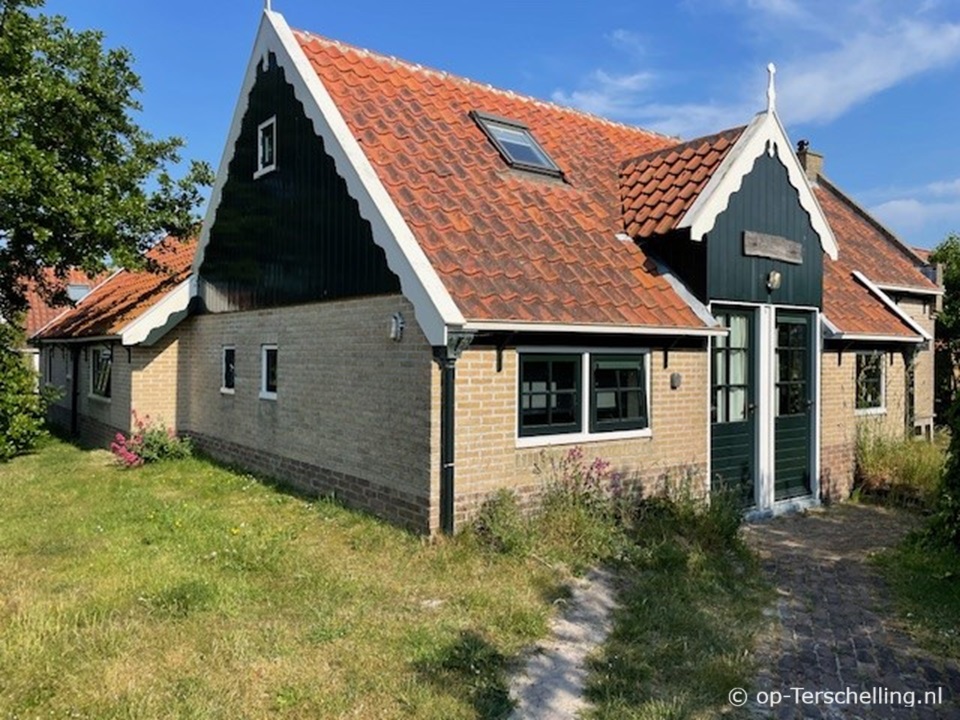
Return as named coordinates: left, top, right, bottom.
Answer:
left=874, top=537, right=960, bottom=660
left=0, top=440, right=560, bottom=719
left=1, top=440, right=773, bottom=719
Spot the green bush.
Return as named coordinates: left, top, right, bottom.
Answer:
left=855, top=425, right=945, bottom=508
left=926, top=401, right=960, bottom=551
left=471, top=489, right=531, bottom=556
left=110, top=411, right=192, bottom=467
left=0, top=323, right=53, bottom=461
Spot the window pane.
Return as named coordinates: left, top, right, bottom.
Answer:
left=729, top=349, right=746, bottom=384
left=713, top=349, right=726, bottom=384
left=729, top=315, right=748, bottom=348
left=591, top=355, right=647, bottom=431
left=488, top=124, right=554, bottom=168
left=265, top=348, right=278, bottom=393
left=729, top=387, right=746, bottom=421
left=519, top=355, right=580, bottom=435
left=93, top=348, right=111, bottom=398
left=223, top=348, right=235, bottom=389
left=856, top=353, right=883, bottom=409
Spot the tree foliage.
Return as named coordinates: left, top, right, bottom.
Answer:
left=0, top=322, right=52, bottom=460
left=0, top=0, right=212, bottom=324
left=929, top=233, right=960, bottom=418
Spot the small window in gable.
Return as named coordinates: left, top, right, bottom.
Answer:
left=254, top=116, right=277, bottom=179
left=470, top=111, right=562, bottom=178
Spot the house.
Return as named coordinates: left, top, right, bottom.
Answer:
left=34, top=9, right=940, bottom=534
left=35, top=238, right=193, bottom=443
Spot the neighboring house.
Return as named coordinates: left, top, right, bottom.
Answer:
left=14, top=269, right=100, bottom=376
left=34, top=239, right=193, bottom=444
left=34, top=9, right=941, bottom=534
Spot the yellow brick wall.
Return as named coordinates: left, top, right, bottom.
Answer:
left=449, top=346, right=709, bottom=526
left=176, top=295, right=435, bottom=531
left=896, top=296, right=936, bottom=428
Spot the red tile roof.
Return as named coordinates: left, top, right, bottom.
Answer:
left=24, top=269, right=104, bottom=338
left=619, top=127, right=745, bottom=238
left=814, top=182, right=937, bottom=292
left=36, top=238, right=196, bottom=340
left=295, top=32, right=710, bottom=330
left=823, top=260, right=917, bottom=338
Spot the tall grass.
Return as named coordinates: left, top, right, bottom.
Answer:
left=855, top=427, right=947, bottom=508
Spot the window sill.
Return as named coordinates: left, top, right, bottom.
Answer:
left=220, top=388, right=235, bottom=396
left=516, top=427, right=652, bottom=449
left=253, top=164, right=276, bottom=180
left=854, top=407, right=886, bottom=417
left=259, top=391, right=277, bottom=401
left=88, top=394, right=111, bottom=404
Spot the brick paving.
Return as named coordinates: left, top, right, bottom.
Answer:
left=745, top=504, right=960, bottom=719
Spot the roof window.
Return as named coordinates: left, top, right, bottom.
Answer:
left=470, top=111, right=562, bottom=178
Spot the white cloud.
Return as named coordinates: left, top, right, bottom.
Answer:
left=550, top=1, right=960, bottom=138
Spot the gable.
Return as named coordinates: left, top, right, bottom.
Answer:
left=197, top=52, right=400, bottom=313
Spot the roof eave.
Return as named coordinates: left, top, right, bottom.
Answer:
left=459, top=320, right=725, bottom=338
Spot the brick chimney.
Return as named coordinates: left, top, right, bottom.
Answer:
left=796, top=139, right=823, bottom=183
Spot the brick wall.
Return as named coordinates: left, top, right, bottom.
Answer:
left=449, top=346, right=709, bottom=528
left=895, top=296, right=936, bottom=429
left=820, top=347, right=909, bottom=500
left=176, top=294, right=436, bottom=533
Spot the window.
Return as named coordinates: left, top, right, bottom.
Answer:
left=260, top=344, right=277, bottom=399
left=66, top=284, right=91, bottom=302
left=518, top=350, right=651, bottom=442
left=591, top=355, right=648, bottom=432
left=221, top=346, right=236, bottom=394
left=90, top=345, right=112, bottom=399
left=45, top=349, right=54, bottom=384
left=519, top=355, right=581, bottom=436
left=712, top=313, right=750, bottom=423
left=855, top=352, right=884, bottom=412
left=470, top=111, right=562, bottom=177
left=775, top=317, right=808, bottom=417
left=254, top=116, right=277, bottom=178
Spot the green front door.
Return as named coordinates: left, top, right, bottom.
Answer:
left=711, top=308, right=756, bottom=507
left=774, top=311, right=813, bottom=500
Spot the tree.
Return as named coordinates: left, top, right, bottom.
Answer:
left=0, top=0, right=213, bottom=323
left=929, top=233, right=960, bottom=419
left=0, top=321, right=52, bottom=459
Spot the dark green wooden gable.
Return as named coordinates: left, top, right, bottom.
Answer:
left=198, top=53, right=400, bottom=313
left=704, top=149, right=823, bottom=307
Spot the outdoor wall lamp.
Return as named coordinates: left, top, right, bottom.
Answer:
left=766, top=270, right=782, bottom=292
left=389, top=312, right=405, bottom=342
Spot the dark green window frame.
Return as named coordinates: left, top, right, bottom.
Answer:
left=518, top=354, right=581, bottom=437
left=855, top=352, right=884, bottom=411
left=590, top=354, right=649, bottom=432
left=91, top=345, right=112, bottom=399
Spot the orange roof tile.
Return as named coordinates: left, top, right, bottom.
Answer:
left=23, top=268, right=105, bottom=338
left=823, top=259, right=917, bottom=338
left=619, top=127, right=745, bottom=238
left=294, top=31, right=709, bottom=331
left=36, top=238, right=195, bottom=340
left=815, top=182, right=937, bottom=292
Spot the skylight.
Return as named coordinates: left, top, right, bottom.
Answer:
left=470, top=111, right=562, bottom=177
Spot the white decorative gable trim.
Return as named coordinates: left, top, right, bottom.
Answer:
left=120, top=278, right=192, bottom=346
left=677, top=111, right=839, bottom=260
left=190, top=10, right=464, bottom=346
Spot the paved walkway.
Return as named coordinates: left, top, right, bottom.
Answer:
left=745, top=504, right=960, bottom=719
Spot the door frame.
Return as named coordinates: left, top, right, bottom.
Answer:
left=708, top=300, right=822, bottom=515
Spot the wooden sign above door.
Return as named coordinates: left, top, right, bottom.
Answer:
left=743, top=231, right=803, bottom=265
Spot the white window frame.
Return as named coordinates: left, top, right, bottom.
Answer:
left=516, top=347, right=652, bottom=448
left=89, top=344, right=112, bottom=402
left=220, top=345, right=236, bottom=395
left=260, top=344, right=278, bottom=400
left=854, top=350, right=886, bottom=416
left=253, top=115, right=277, bottom=179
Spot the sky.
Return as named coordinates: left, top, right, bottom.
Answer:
left=44, top=0, right=960, bottom=250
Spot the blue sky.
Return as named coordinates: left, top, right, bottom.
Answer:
left=45, top=0, right=960, bottom=249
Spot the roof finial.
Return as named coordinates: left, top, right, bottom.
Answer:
left=264, top=0, right=271, bottom=10
left=766, top=62, right=777, bottom=114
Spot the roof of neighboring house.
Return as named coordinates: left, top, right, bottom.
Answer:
left=23, top=269, right=105, bottom=338
left=912, top=246, right=932, bottom=263
left=619, top=127, right=746, bottom=238
left=35, top=238, right=196, bottom=341
left=294, top=31, right=711, bottom=330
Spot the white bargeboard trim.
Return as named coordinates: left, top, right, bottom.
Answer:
left=852, top=271, right=932, bottom=341
left=120, top=278, right=192, bottom=346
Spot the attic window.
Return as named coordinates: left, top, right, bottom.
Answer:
left=470, top=111, right=562, bottom=177
left=66, top=284, right=91, bottom=302
left=254, top=116, right=277, bottom=179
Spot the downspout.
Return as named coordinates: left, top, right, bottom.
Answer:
left=432, top=332, right=474, bottom=535
left=70, top=347, right=80, bottom=437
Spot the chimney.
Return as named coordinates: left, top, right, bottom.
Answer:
left=796, top=139, right=823, bottom=183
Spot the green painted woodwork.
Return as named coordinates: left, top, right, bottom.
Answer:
left=198, top=53, right=400, bottom=313
left=705, top=149, right=823, bottom=307
left=710, top=306, right=756, bottom=508
left=774, top=310, right=813, bottom=500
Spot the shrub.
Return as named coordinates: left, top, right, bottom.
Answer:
left=0, top=323, right=54, bottom=461
left=110, top=410, right=191, bottom=467
left=471, top=489, right=531, bottom=556
left=926, top=400, right=960, bottom=551
left=855, top=426, right=945, bottom=508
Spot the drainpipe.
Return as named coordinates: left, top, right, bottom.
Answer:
left=433, top=332, right=474, bottom=535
